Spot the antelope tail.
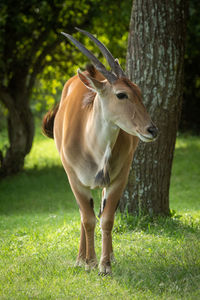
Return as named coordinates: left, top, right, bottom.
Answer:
left=42, top=104, right=59, bottom=139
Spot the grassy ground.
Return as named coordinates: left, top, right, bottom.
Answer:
left=0, top=127, right=200, bottom=299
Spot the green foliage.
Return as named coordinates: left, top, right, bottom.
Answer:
left=0, top=129, right=200, bottom=299
left=0, top=0, right=132, bottom=116
left=0, top=0, right=93, bottom=79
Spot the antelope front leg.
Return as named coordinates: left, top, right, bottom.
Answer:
left=99, top=168, right=131, bottom=275
left=76, top=221, right=86, bottom=266
left=99, top=188, right=115, bottom=275
left=81, top=209, right=98, bottom=270
left=66, top=172, right=98, bottom=270
left=76, top=210, right=97, bottom=270
left=99, top=213, right=114, bottom=275
left=73, top=200, right=98, bottom=270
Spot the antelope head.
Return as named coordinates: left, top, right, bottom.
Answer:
left=61, top=28, right=158, bottom=142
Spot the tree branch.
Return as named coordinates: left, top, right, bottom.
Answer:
left=26, top=39, right=62, bottom=99
left=26, top=25, right=76, bottom=98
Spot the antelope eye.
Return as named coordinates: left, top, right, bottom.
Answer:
left=116, top=92, right=128, bottom=100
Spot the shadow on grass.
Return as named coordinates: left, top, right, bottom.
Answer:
left=114, top=212, right=200, bottom=241
left=0, top=165, right=78, bottom=215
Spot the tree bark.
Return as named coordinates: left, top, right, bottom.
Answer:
left=0, top=91, right=34, bottom=178
left=120, top=0, right=187, bottom=216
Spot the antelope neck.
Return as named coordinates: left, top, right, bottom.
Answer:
left=86, top=94, right=119, bottom=159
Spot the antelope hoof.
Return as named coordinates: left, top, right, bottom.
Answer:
left=75, top=257, right=86, bottom=267
left=98, top=262, right=112, bottom=276
left=85, top=258, right=98, bottom=272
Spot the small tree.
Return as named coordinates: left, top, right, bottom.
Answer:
left=120, top=0, right=187, bottom=215
left=0, top=0, right=132, bottom=178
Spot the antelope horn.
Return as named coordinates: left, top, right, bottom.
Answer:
left=75, top=27, right=126, bottom=78
left=61, top=32, right=117, bottom=84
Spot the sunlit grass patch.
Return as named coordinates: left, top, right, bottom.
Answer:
left=25, top=124, right=61, bottom=170
left=175, top=134, right=200, bottom=149
left=170, top=135, right=200, bottom=214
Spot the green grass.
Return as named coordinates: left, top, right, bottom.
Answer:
left=0, top=128, right=200, bottom=299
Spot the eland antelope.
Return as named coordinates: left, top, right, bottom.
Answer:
left=42, top=28, right=158, bottom=275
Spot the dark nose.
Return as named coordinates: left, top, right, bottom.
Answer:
left=147, top=126, right=158, bottom=139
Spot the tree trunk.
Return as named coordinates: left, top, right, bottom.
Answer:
left=0, top=93, right=34, bottom=178
left=120, top=0, right=187, bottom=216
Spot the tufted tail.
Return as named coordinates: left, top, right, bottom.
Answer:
left=42, top=104, right=59, bottom=139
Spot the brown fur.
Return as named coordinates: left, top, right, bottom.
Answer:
left=121, top=78, right=142, bottom=101
left=82, top=90, right=96, bottom=108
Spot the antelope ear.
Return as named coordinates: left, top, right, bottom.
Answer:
left=77, top=69, right=106, bottom=92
